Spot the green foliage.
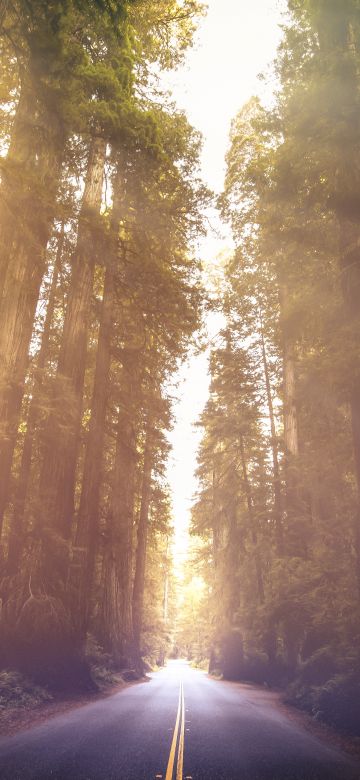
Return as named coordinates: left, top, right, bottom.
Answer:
left=286, top=659, right=360, bottom=736
left=181, top=0, right=360, bottom=739
left=0, top=670, right=52, bottom=711
left=0, top=0, right=207, bottom=692
left=84, top=635, right=124, bottom=689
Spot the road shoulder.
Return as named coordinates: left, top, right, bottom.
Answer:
left=211, top=676, right=360, bottom=764
left=0, top=675, right=148, bottom=738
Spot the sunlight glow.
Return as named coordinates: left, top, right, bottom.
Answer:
left=165, top=0, right=286, bottom=569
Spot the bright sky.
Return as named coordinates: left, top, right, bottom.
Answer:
left=165, top=0, right=286, bottom=566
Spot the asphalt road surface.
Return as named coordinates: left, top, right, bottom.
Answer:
left=0, top=660, right=359, bottom=780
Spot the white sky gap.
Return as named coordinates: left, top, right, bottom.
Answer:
left=163, top=0, right=286, bottom=567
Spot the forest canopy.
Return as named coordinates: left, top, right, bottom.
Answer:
left=0, top=0, right=207, bottom=688
left=185, top=0, right=360, bottom=736
left=0, top=0, right=359, bottom=740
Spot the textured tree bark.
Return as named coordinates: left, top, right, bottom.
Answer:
left=132, top=422, right=153, bottom=648
left=6, top=227, right=64, bottom=578
left=37, top=138, right=106, bottom=591
left=338, top=214, right=360, bottom=592
left=72, top=259, right=115, bottom=635
left=211, top=465, right=222, bottom=568
left=101, top=371, right=139, bottom=669
left=239, top=435, right=264, bottom=604
left=281, top=286, right=299, bottom=463
left=0, top=75, right=37, bottom=298
left=71, top=160, right=131, bottom=637
left=312, top=13, right=360, bottom=590
left=351, top=387, right=360, bottom=594
left=337, top=21, right=360, bottom=579
left=0, top=1, right=10, bottom=31
left=259, top=308, right=283, bottom=555
left=0, top=102, right=65, bottom=535
left=279, top=282, right=306, bottom=557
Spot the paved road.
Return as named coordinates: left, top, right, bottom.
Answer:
left=0, top=661, right=359, bottom=779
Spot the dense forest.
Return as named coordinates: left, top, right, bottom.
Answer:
left=1, top=0, right=360, bottom=743
left=187, top=0, right=360, bottom=736
left=0, top=0, right=207, bottom=693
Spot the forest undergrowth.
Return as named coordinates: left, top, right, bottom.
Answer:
left=0, top=0, right=360, bottom=742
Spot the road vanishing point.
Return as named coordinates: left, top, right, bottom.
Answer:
left=0, top=661, right=359, bottom=779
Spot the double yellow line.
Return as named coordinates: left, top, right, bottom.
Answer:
left=165, top=680, right=185, bottom=780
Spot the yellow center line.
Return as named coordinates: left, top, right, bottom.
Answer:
left=165, top=682, right=183, bottom=780
left=176, top=681, right=185, bottom=780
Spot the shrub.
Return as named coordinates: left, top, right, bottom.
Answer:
left=297, top=647, right=340, bottom=686
left=313, top=673, right=360, bottom=736
left=0, top=670, right=52, bottom=711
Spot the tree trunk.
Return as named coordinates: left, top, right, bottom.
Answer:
left=338, top=214, right=360, bottom=592
left=71, top=159, right=131, bottom=638
left=72, top=259, right=115, bottom=636
left=281, top=286, right=299, bottom=463
left=101, top=371, right=139, bottom=669
left=0, top=100, right=65, bottom=534
left=132, top=422, right=153, bottom=648
left=6, top=227, right=64, bottom=578
left=36, top=137, right=106, bottom=589
left=336, top=19, right=360, bottom=582
left=313, top=14, right=360, bottom=587
left=259, top=307, right=283, bottom=554
left=279, top=282, right=306, bottom=557
left=0, top=75, right=38, bottom=297
left=0, top=1, right=10, bottom=30
left=239, top=434, right=265, bottom=604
